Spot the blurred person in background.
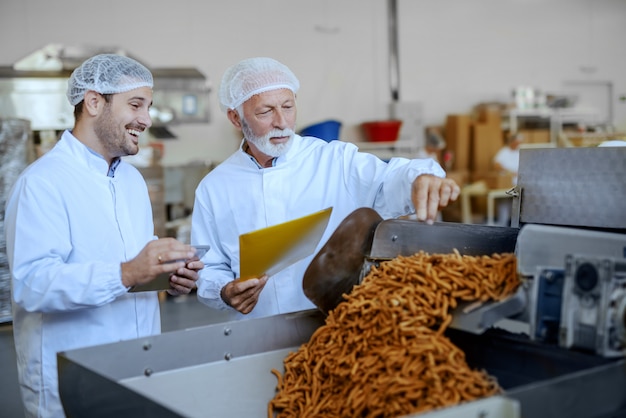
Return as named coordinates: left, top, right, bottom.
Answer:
left=417, top=125, right=447, bottom=163
left=4, top=54, right=203, bottom=418
left=492, top=131, right=523, bottom=225
left=191, top=57, right=460, bottom=321
left=493, top=131, right=523, bottom=185
left=598, top=139, right=626, bottom=147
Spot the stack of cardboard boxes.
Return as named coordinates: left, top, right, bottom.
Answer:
left=441, top=106, right=511, bottom=222
left=470, top=106, right=514, bottom=190
left=441, top=105, right=553, bottom=222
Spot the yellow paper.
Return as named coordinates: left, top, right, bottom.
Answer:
left=239, top=207, right=333, bottom=281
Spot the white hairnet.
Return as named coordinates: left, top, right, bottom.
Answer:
left=219, top=57, right=300, bottom=112
left=66, top=54, right=153, bottom=106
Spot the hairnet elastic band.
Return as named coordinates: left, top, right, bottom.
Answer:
left=96, top=83, right=154, bottom=96
left=227, top=83, right=297, bottom=111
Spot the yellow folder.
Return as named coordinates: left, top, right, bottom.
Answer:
left=239, top=207, right=333, bottom=281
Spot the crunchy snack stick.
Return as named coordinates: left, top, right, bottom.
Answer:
left=269, top=251, right=519, bottom=418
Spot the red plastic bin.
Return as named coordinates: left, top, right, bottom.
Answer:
left=361, top=120, right=403, bottom=142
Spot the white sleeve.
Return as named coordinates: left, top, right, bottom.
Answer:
left=190, top=185, right=235, bottom=311
left=5, top=175, right=128, bottom=314
left=340, top=143, right=446, bottom=219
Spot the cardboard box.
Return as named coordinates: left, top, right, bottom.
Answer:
left=471, top=171, right=515, bottom=190
left=475, top=105, right=502, bottom=127
left=445, top=169, right=470, bottom=187
left=444, top=114, right=472, bottom=171
left=464, top=171, right=514, bottom=221
left=518, top=129, right=550, bottom=144
left=471, top=123, right=504, bottom=173
left=530, top=129, right=550, bottom=144
left=439, top=170, right=470, bottom=223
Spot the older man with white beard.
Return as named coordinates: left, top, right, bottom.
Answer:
left=191, top=57, right=460, bottom=320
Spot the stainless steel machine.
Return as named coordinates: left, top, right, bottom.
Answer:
left=0, top=44, right=211, bottom=141
left=57, top=147, right=626, bottom=417
left=0, top=118, right=32, bottom=323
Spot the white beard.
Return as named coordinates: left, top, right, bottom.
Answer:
left=242, top=119, right=295, bottom=158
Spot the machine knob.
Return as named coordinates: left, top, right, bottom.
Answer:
left=575, top=262, right=598, bottom=292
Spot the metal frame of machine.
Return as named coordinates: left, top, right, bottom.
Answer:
left=57, top=307, right=626, bottom=418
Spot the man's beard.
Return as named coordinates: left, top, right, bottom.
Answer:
left=241, top=118, right=295, bottom=158
left=94, top=102, right=139, bottom=158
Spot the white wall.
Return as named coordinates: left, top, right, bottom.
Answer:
left=398, top=0, right=626, bottom=126
left=1, top=0, right=625, bottom=166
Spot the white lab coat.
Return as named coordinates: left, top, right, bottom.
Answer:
left=191, top=135, right=445, bottom=320
left=493, top=146, right=520, bottom=184
left=4, top=130, right=160, bottom=418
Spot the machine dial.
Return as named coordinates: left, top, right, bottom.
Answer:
left=575, top=262, right=598, bottom=293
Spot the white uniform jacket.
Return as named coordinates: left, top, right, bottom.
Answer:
left=493, top=146, right=520, bottom=184
left=191, top=135, right=445, bottom=321
left=4, top=130, right=160, bottom=418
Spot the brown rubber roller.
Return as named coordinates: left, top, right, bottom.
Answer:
left=303, top=207, right=382, bottom=315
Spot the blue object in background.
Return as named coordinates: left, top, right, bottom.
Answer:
left=299, top=120, right=342, bottom=142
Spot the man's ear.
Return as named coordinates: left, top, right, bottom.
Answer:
left=227, top=109, right=243, bottom=130
left=83, top=90, right=104, bottom=116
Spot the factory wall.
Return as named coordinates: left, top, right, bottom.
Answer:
left=1, top=0, right=625, bottom=166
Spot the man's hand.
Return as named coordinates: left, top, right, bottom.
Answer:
left=411, top=174, right=461, bottom=224
left=166, top=258, right=204, bottom=296
left=121, top=237, right=198, bottom=289
left=220, top=275, right=269, bottom=314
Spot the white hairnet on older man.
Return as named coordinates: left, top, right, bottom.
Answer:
left=66, top=54, right=153, bottom=106
left=218, top=57, right=300, bottom=112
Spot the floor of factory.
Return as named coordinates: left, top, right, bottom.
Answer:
left=0, top=294, right=231, bottom=417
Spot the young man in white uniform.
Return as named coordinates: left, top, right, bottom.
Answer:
left=191, top=57, right=460, bottom=321
left=4, top=54, right=203, bottom=417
